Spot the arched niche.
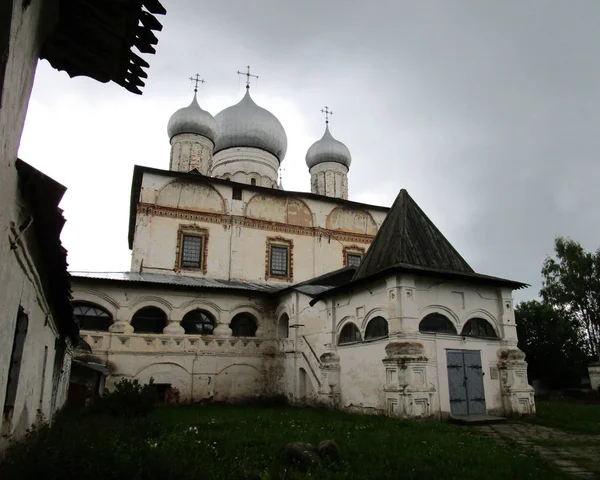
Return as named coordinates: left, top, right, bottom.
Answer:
left=461, top=318, right=498, bottom=338
left=72, top=302, right=112, bottom=331
left=326, top=206, right=377, bottom=235
left=181, top=309, right=215, bottom=335
left=419, top=313, right=457, bottom=334
left=131, top=306, right=168, bottom=334
left=364, top=316, right=388, bottom=340
left=338, top=322, right=361, bottom=345
left=229, top=313, right=258, bottom=337
left=245, top=194, right=313, bottom=227
left=278, top=313, right=289, bottom=339
left=156, top=179, right=226, bottom=213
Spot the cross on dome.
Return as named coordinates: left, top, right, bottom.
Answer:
left=321, top=106, right=333, bottom=124
left=237, top=65, right=258, bottom=89
left=189, top=73, right=205, bottom=93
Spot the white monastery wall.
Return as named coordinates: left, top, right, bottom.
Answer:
left=0, top=0, right=72, bottom=447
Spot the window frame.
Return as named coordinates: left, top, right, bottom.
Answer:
left=364, top=316, right=389, bottom=340
left=175, top=225, right=209, bottom=273
left=343, top=245, right=365, bottom=268
left=419, top=313, right=457, bottom=335
left=461, top=318, right=498, bottom=338
left=72, top=302, right=112, bottom=331
left=265, top=237, right=293, bottom=281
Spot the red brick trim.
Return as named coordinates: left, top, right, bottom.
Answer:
left=175, top=224, right=209, bottom=273
left=343, top=245, right=365, bottom=267
left=265, top=236, right=293, bottom=282
left=138, top=203, right=376, bottom=245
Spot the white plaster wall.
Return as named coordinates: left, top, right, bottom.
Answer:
left=169, top=134, right=214, bottom=175
left=0, top=0, right=70, bottom=446
left=211, top=147, right=279, bottom=187
left=131, top=172, right=387, bottom=283
left=72, top=280, right=282, bottom=403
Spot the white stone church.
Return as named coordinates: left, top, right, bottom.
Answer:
left=71, top=78, right=535, bottom=418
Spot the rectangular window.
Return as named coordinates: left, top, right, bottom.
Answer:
left=181, top=234, right=203, bottom=268
left=232, top=187, right=242, bottom=200
left=347, top=254, right=362, bottom=267
left=270, top=245, right=289, bottom=276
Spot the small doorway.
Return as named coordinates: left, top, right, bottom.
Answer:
left=446, top=350, right=486, bottom=416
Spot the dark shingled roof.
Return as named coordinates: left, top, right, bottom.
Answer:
left=353, top=189, right=473, bottom=281
left=41, top=0, right=166, bottom=95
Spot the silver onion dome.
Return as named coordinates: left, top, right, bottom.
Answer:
left=214, top=89, right=287, bottom=162
left=167, top=93, right=217, bottom=142
left=305, top=124, right=352, bottom=169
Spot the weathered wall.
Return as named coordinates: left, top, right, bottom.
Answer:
left=0, top=0, right=70, bottom=447
left=211, top=147, right=279, bottom=187
left=72, top=280, right=282, bottom=403
left=130, top=172, right=387, bottom=283
left=274, top=274, right=533, bottom=418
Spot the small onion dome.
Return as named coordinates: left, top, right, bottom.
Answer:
left=214, top=89, right=287, bottom=162
left=167, top=93, right=217, bottom=142
left=305, top=124, right=352, bottom=169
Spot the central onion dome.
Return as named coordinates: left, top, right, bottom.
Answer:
left=167, top=93, right=217, bottom=142
left=305, top=124, right=352, bottom=169
left=214, top=89, right=287, bottom=162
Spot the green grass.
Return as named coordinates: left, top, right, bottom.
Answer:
left=0, top=405, right=566, bottom=480
left=525, top=399, right=600, bottom=435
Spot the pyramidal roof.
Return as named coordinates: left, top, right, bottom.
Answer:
left=353, top=189, right=473, bottom=281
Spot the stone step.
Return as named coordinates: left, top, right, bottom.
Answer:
left=449, top=415, right=507, bottom=425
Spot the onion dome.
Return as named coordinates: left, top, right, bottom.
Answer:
left=167, top=93, right=217, bottom=142
left=214, top=89, right=287, bottom=162
left=305, top=124, right=352, bottom=169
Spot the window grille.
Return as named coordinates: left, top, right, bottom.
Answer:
left=347, top=254, right=362, bottom=267
left=181, top=234, right=202, bottom=268
left=270, top=245, right=288, bottom=276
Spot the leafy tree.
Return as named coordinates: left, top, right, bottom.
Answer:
left=516, top=300, right=587, bottom=388
left=541, top=237, right=600, bottom=357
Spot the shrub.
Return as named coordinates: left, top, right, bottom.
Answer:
left=93, top=378, right=157, bottom=417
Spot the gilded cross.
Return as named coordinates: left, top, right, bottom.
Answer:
left=321, top=106, right=333, bottom=124
left=237, top=65, right=259, bottom=89
left=189, top=73, right=205, bottom=93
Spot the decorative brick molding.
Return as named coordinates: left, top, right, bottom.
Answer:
left=174, top=224, right=209, bottom=273
left=265, top=236, right=293, bottom=282
left=342, top=245, right=365, bottom=267
left=138, top=203, right=376, bottom=245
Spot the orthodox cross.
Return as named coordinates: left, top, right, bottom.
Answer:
left=237, top=65, right=258, bottom=89
left=321, top=106, right=333, bottom=124
left=189, top=73, right=205, bottom=93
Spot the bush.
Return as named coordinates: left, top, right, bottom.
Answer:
left=93, top=378, right=157, bottom=417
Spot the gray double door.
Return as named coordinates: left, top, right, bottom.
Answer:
left=446, top=350, right=486, bottom=416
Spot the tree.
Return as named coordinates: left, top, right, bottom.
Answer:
left=516, top=300, right=587, bottom=388
left=541, top=237, right=600, bottom=358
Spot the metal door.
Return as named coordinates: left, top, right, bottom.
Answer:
left=447, top=350, right=486, bottom=416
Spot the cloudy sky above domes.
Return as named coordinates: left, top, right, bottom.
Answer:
left=19, top=0, right=600, bottom=302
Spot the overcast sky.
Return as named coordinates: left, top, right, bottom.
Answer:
left=19, top=0, right=600, bottom=303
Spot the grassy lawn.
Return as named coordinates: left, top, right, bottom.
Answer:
left=525, top=399, right=600, bottom=435
left=0, top=405, right=566, bottom=480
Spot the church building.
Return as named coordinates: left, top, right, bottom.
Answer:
left=71, top=73, right=535, bottom=418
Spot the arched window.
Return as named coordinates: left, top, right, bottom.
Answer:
left=365, top=316, right=388, bottom=340
left=250, top=178, right=257, bottom=186
left=181, top=309, right=215, bottom=335
left=73, top=302, right=112, bottom=331
left=461, top=318, right=497, bottom=338
left=278, top=313, right=289, bottom=339
left=339, top=323, right=361, bottom=345
left=229, top=313, right=257, bottom=337
left=419, top=313, right=457, bottom=334
left=131, top=307, right=167, bottom=334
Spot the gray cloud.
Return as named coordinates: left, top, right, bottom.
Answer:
left=19, top=0, right=600, bottom=302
